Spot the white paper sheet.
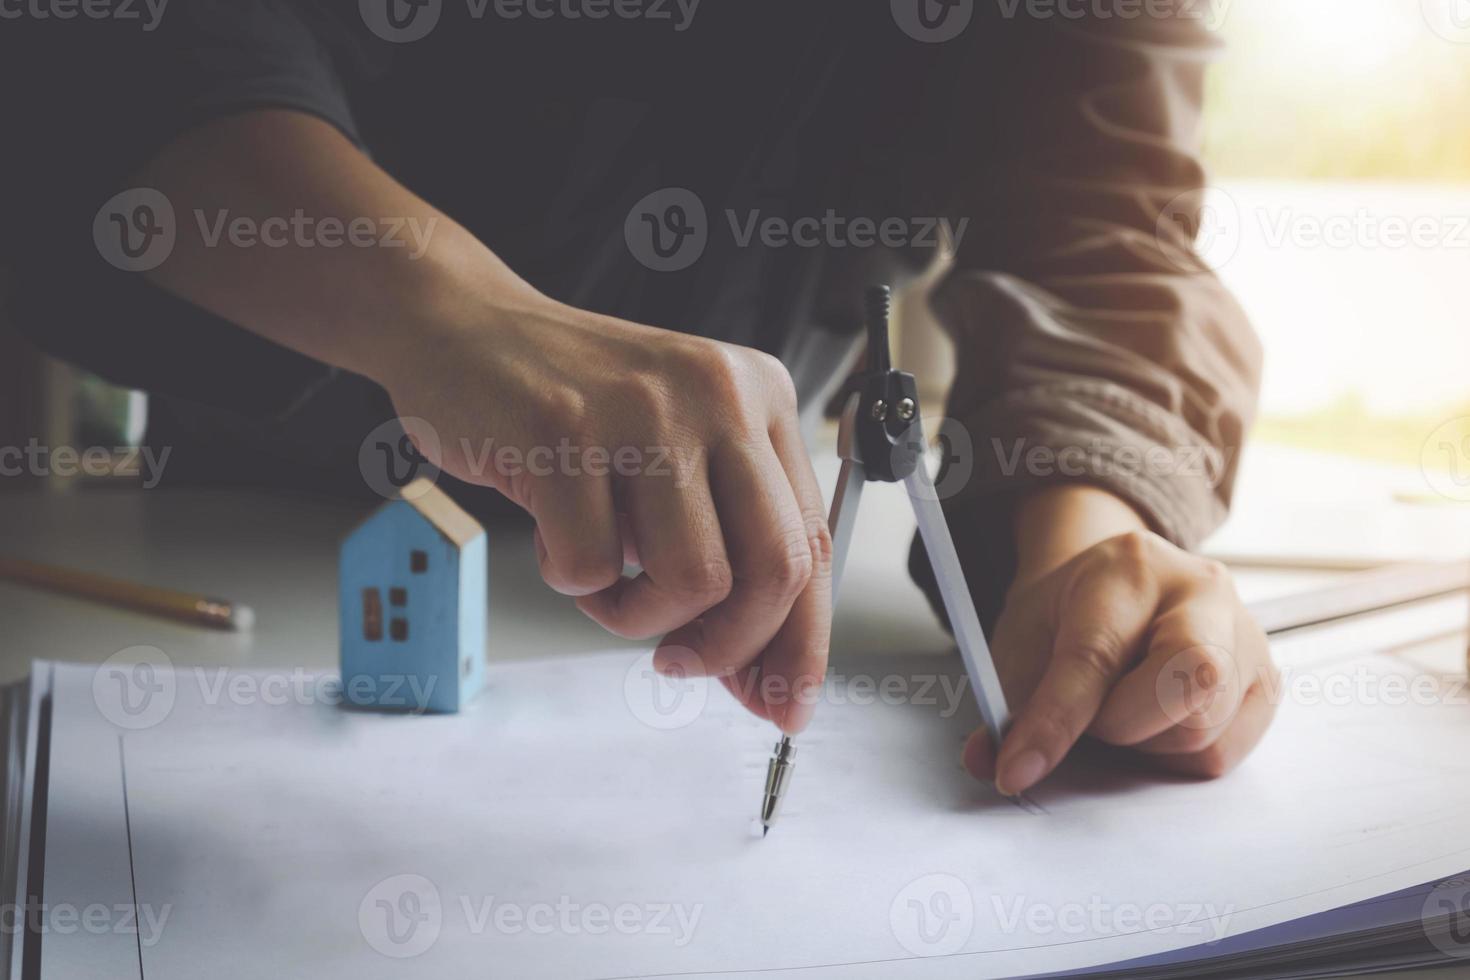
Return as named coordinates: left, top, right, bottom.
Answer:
left=43, top=650, right=1470, bottom=980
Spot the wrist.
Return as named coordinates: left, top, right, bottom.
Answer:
left=364, top=240, right=550, bottom=393
left=1012, top=484, right=1149, bottom=587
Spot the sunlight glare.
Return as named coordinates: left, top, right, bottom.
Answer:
left=1265, top=0, right=1424, bottom=72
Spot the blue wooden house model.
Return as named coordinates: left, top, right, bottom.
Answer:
left=339, top=478, right=487, bottom=713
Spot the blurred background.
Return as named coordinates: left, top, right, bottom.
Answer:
left=3, top=0, right=1469, bottom=559
left=1206, top=0, right=1470, bottom=469
left=1193, top=0, right=1470, bottom=565
left=896, top=0, right=1470, bottom=569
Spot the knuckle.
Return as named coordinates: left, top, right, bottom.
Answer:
left=614, top=371, right=671, bottom=420
left=751, top=351, right=798, bottom=408
left=539, top=386, right=590, bottom=435
left=802, top=507, right=834, bottom=574
left=1081, top=530, right=1164, bottom=598
left=1065, top=627, right=1126, bottom=683
left=1199, top=642, right=1236, bottom=679
left=1169, top=640, right=1224, bottom=677
left=1109, top=530, right=1158, bottom=566
left=671, top=556, right=735, bottom=606
left=686, top=344, right=749, bottom=403
left=1197, top=557, right=1231, bottom=583
left=1179, top=555, right=1232, bottom=595
left=763, top=526, right=816, bottom=600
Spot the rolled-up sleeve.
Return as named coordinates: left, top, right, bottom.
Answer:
left=910, top=8, right=1261, bottom=622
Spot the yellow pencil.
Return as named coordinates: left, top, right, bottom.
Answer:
left=0, top=557, right=255, bottom=631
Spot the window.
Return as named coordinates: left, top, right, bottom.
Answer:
left=362, top=588, right=383, bottom=642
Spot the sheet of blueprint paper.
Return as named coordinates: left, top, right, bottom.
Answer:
left=39, top=650, right=1470, bottom=980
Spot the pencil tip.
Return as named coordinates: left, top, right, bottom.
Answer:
left=762, top=825, right=769, bottom=838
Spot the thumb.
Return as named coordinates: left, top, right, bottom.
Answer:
left=993, top=555, right=1159, bottom=795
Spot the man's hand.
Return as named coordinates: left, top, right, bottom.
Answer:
left=384, top=291, right=834, bottom=734
left=962, top=486, right=1277, bottom=795
left=132, top=110, right=833, bottom=736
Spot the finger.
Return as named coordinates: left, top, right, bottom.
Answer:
left=994, top=553, right=1159, bottom=796
left=577, top=464, right=732, bottom=639
left=718, top=663, right=772, bottom=722
left=751, top=419, right=833, bottom=734
left=656, top=439, right=813, bottom=684
left=1090, top=597, right=1240, bottom=747
left=1133, top=645, right=1270, bottom=756
left=1101, top=644, right=1241, bottom=753
left=1124, top=643, right=1248, bottom=754
left=961, top=727, right=997, bottom=782
left=1148, top=680, right=1278, bottom=779
left=527, top=471, right=623, bottom=597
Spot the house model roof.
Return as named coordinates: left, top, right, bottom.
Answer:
left=396, top=478, right=484, bottom=548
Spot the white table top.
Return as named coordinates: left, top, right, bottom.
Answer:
left=0, top=474, right=970, bottom=682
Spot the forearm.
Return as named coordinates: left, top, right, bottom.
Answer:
left=135, top=109, right=537, bottom=387
left=929, top=10, right=1258, bottom=557
left=1012, top=486, right=1149, bottom=588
